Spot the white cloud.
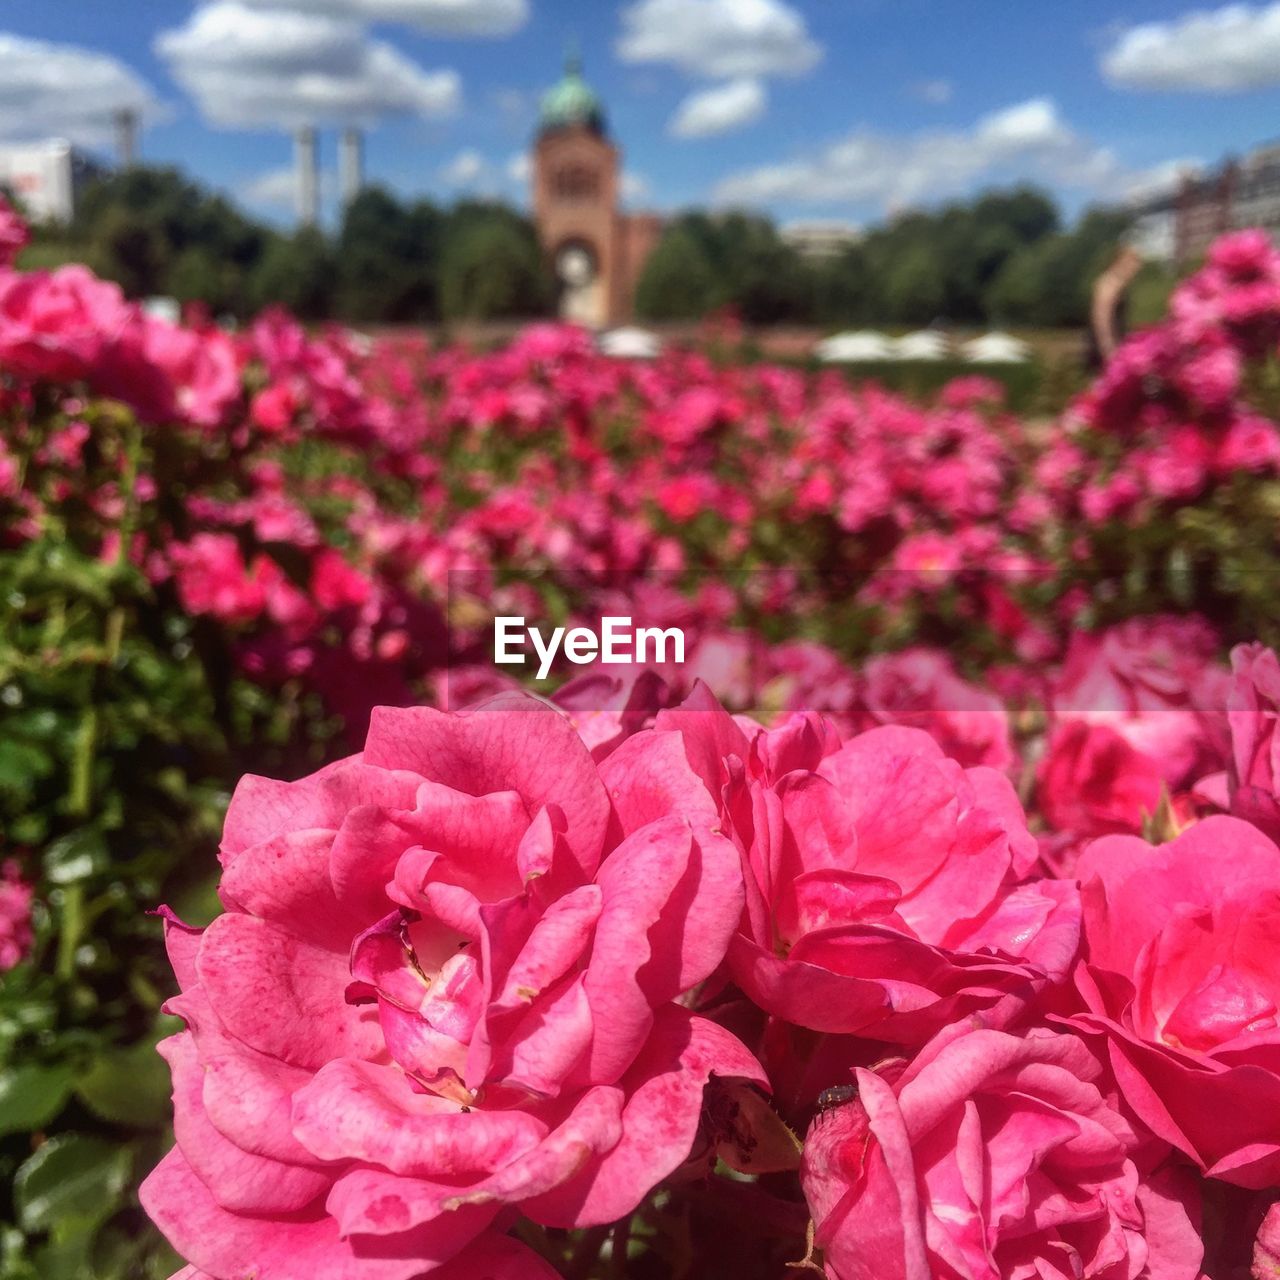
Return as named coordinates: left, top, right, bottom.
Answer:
left=910, top=79, right=953, bottom=105
left=975, top=98, right=1073, bottom=151
left=669, top=77, right=766, bottom=138
left=155, top=1, right=461, bottom=129
left=240, top=164, right=333, bottom=209
left=617, top=0, right=821, bottom=79
left=440, top=148, right=487, bottom=186
left=237, top=0, right=528, bottom=36
left=1102, top=2, right=1280, bottom=92
left=506, top=151, right=531, bottom=184
left=713, top=98, right=1131, bottom=212
left=0, top=33, right=158, bottom=146
left=621, top=170, right=651, bottom=201
left=439, top=148, right=508, bottom=195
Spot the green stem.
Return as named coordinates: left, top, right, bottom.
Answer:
left=104, top=607, right=124, bottom=664
left=56, top=883, right=84, bottom=980
left=117, top=419, right=142, bottom=570
left=69, top=707, right=98, bottom=816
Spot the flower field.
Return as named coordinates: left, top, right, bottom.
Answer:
left=5, top=191, right=1280, bottom=1278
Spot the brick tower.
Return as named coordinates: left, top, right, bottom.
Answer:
left=532, top=52, right=660, bottom=328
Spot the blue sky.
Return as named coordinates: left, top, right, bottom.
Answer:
left=2, top=0, right=1279, bottom=229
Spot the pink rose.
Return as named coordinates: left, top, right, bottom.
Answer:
left=0, top=196, right=29, bottom=267
left=251, top=380, right=299, bottom=433
left=140, top=317, right=242, bottom=427
left=0, top=860, right=33, bottom=971
left=142, top=694, right=763, bottom=1277
left=1072, top=817, right=1280, bottom=1188
left=800, top=1025, right=1203, bottom=1279
left=607, top=693, right=1079, bottom=1043
left=1198, top=643, right=1280, bottom=841
left=0, top=264, right=130, bottom=384
left=311, top=548, right=374, bottom=612
left=169, top=534, right=266, bottom=625
left=1039, top=617, right=1228, bottom=838
left=1038, top=718, right=1170, bottom=842
left=855, top=647, right=1014, bottom=771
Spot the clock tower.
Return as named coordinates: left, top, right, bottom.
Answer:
left=532, top=52, right=662, bottom=329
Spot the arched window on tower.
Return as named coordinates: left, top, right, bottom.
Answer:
left=554, top=165, right=600, bottom=203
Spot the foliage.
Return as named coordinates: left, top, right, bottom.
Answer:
left=638, top=186, right=1131, bottom=329
left=335, top=186, right=441, bottom=322
left=247, top=227, right=337, bottom=320
left=437, top=202, right=551, bottom=321
left=985, top=206, right=1132, bottom=326
left=634, top=223, right=719, bottom=320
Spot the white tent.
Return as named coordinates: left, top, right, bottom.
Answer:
left=599, top=327, right=662, bottom=359
left=893, top=330, right=950, bottom=361
left=962, top=331, right=1031, bottom=363
left=815, top=330, right=895, bottom=362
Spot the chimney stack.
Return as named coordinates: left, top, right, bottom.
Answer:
left=115, top=108, right=139, bottom=168
left=294, top=125, right=319, bottom=228
left=339, top=127, right=364, bottom=210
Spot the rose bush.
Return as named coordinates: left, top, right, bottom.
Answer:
left=8, top=187, right=1280, bottom=1275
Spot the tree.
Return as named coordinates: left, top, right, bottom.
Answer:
left=985, top=206, right=1130, bottom=326
left=66, top=167, right=267, bottom=314
left=167, top=245, right=240, bottom=316
left=248, top=229, right=336, bottom=320
left=880, top=243, right=946, bottom=326
left=438, top=209, right=549, bottom=321
left=634, top=225, right=717, bottom=321
left=336, top=187, right=441, bottom=322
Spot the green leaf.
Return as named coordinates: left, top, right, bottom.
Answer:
left=76, top=1039, right=171, bottom=1128
left=0, top=1062, right=75, bottom=1137
left=14, top=1134, right=132, bottom=1235
left=710, top=1083, right=803, bottom=1175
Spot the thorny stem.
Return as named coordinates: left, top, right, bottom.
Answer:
left=786, top=1219, right=826, bottom=1275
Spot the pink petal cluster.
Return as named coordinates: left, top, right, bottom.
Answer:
left=800, top=1026, right=1203, bottom=1278
left=0, top=260, right=240, bottom=428
left=1038, top=616, right=1229, bottom=840
left=0, top=859, right=34, bottom=971
left=606, top=693, right=1078, bottom=1042
left=1071, top=817, right=1280, bottom=1188
left=1199, top=641, right=1280, bottom=840
left=141, top=692, right=763, bottom=1278
left=0, top=195, right=29, bottom=268
left=852, top=646, right=1015, bottom=771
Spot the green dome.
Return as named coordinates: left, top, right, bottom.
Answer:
left=539, top=53, right=606, bottom=135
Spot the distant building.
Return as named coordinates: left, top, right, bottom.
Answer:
left=781, top=220, right=862, bottom=260
left=532, top=53, right=662, bottom=328
left=0, top=139, right=104, bottom=224
left=1133, top=141, right=1280, bottom=265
